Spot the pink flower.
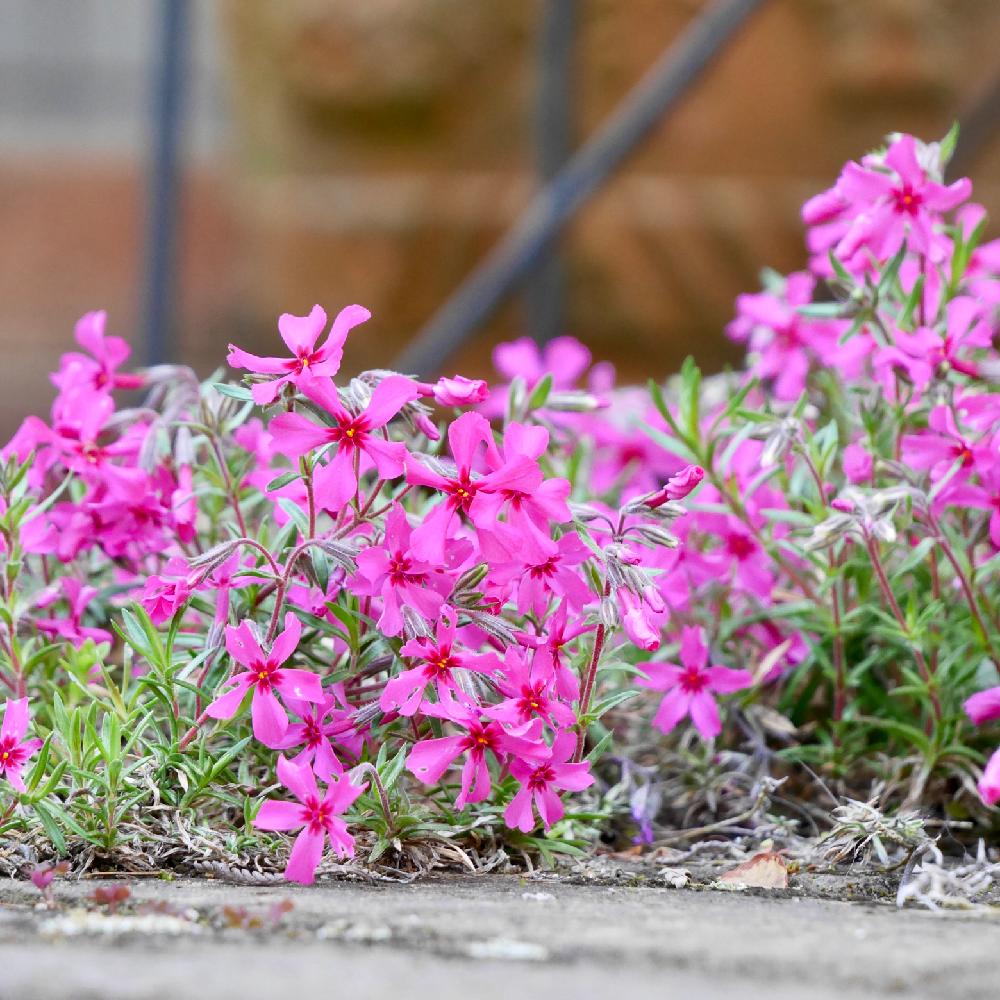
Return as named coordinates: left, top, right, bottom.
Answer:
left=823, top=134, right=972, bottom=266
left=727, top=272, right=843, bottom=401
left=978, top=748, right=1000, bottom=807
left=842, top=443, right=873, bottom=484
left=381, top=609, right=495, bottom=717
left=228, top=304, right=369, bottom=405
left=272, top=691, right=363, bottom=780
left=406, top=696, right=546, bottom=809
left=617, top=587, right=663, bottom=652
left=523, top=601, right=592, bottom=701
left=206, top=614, right=323, bottom=746
left=901, top=406, right=993, bottom=488
left=490, top=534, right=592, bottom=618
left=471, top=422, right=572, bottom=558
left=270, top=374, right=419, bottom=511
left=637, top=626, right=752, bottom=740
left=405, top=411, right=536, bottom=564
left=51, top=311, right=145, bottom=395
left=254, top=755, right=364, bottom=884
left=34, top=577, right=113, bottom=649
left=349, top=504, right=454, bottom=636
left=965, top=686, right=1000, bottom=727
left=484, top=648, right=576, bottom=730
left=0, top=699, right=43, bottom=793
left=504, top=732, right=594, bottom=833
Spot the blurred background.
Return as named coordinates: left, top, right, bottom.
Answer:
left=3, top=0, right=1000, bottom=436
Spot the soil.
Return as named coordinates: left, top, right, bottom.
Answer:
left=1, top=864, right=998, bottom=1000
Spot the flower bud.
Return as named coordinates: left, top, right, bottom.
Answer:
left=645, top=465, right=705, bottom=507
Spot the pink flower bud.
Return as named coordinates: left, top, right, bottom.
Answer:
left=431, top=375, right=490, bottom=407
left=646, top=465, right=705, bottom=507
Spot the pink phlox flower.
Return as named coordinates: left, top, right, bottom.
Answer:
left=900, top=405, right=994, bottom=488
left=616, top=586, right=664, bottom=652
left=644, top=464, right=705, bottom=507
left=520, top=600, right=591, bottom=701
left=832, top=134, right=972, bottom=266
left=270, top=373, right=419, bottom=512
left=727, top=272, right=842, bottom=400
left=51, top=311, right=145, bottom=396
left=489, top=533, right=592, bottom=618
left=206, top=613, right=323, bottom=746
left=253, top=754, right=364, bottom=884
left=689, top=503, right=776, bottom=600
left=965, top=686, right=1000, bottom=727
left=483, top=647, right=576, bottom=730
left=140, top=557, right=193, bottom=625
left=34, top=577, right=113, bottom=649
left=470, top=421, right=571, bottom=558
left=637, top=626, right=752, bottom=740
left=406, top=694, right=546, bottom=809
left=273, top=688, right=363, bottom=780
left=977, top=747, right=1000, bottom=807
left=381, top=608, right=496, bottom=717
left=0, top=698, right=43, bottom=793
left=405, top=411, right=537, bottom=564
left=227, top=304, right=369, bottom=405
left=349, top=504, right=455, bottom=636
left=504, top=731, right=594, bottom=833
left=842, top=442, right=873, bottom=484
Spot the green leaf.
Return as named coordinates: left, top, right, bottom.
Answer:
left=213, top=382, right=254, bottom=402
left=266, top=471, right=301, bottom=492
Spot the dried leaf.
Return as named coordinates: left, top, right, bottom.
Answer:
left=718, top=851, right=788, bottom=889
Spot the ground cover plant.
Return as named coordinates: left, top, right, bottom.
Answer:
left=2, top=129, right=1000, bottom=885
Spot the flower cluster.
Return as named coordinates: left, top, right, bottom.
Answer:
left=1, top=301, right=708, bottom=882
left=4, top=129, right=1000, bottom=877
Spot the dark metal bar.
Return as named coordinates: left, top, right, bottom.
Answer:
left=526, top=0, right=576, bottom=345
left=142, top=0, right=190, bottom=366
left=396, top=0, right=766, bottom=377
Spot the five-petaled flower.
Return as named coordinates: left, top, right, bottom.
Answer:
left=637, top=626, right=752, bottom=740
left=505, top=732, right=594, bottom=833
left=254, top=755, right=365, bottom=884
left=228, top=303, right=370, bottom=405
left=206, top=614, right=323, bottom=746
left=0, top=699, right=43, bottom=793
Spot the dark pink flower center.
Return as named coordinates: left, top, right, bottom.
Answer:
left=300, top=795, right=333, bottom=833
left=893, top=184, right=922, bottom=216
left=388, top=553, right=425, bottom=587
left=530, top=558, right=558, bottom=580
left=726, top=533, right=755, bottom=560
left=516, top=682, right=547, bottom=718
left=527, top=764, right=556, bottom=791
left=679, top=667, right=708, bottom=694
left=463, top=724, right=496, bottom=754
left=329, top=415, right=369, bottom=448
left=303, top=718, right=322, bottom=747
left=252, top=661, right=281, bottom=692
left=286, top=350, right=324, bottom=375
left=446, top=474, right=477, bottom=511
left=0, top=736, right=25, bottom=771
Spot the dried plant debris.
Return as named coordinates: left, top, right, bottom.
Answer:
left=896, top=841, right=1000, bottom=912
